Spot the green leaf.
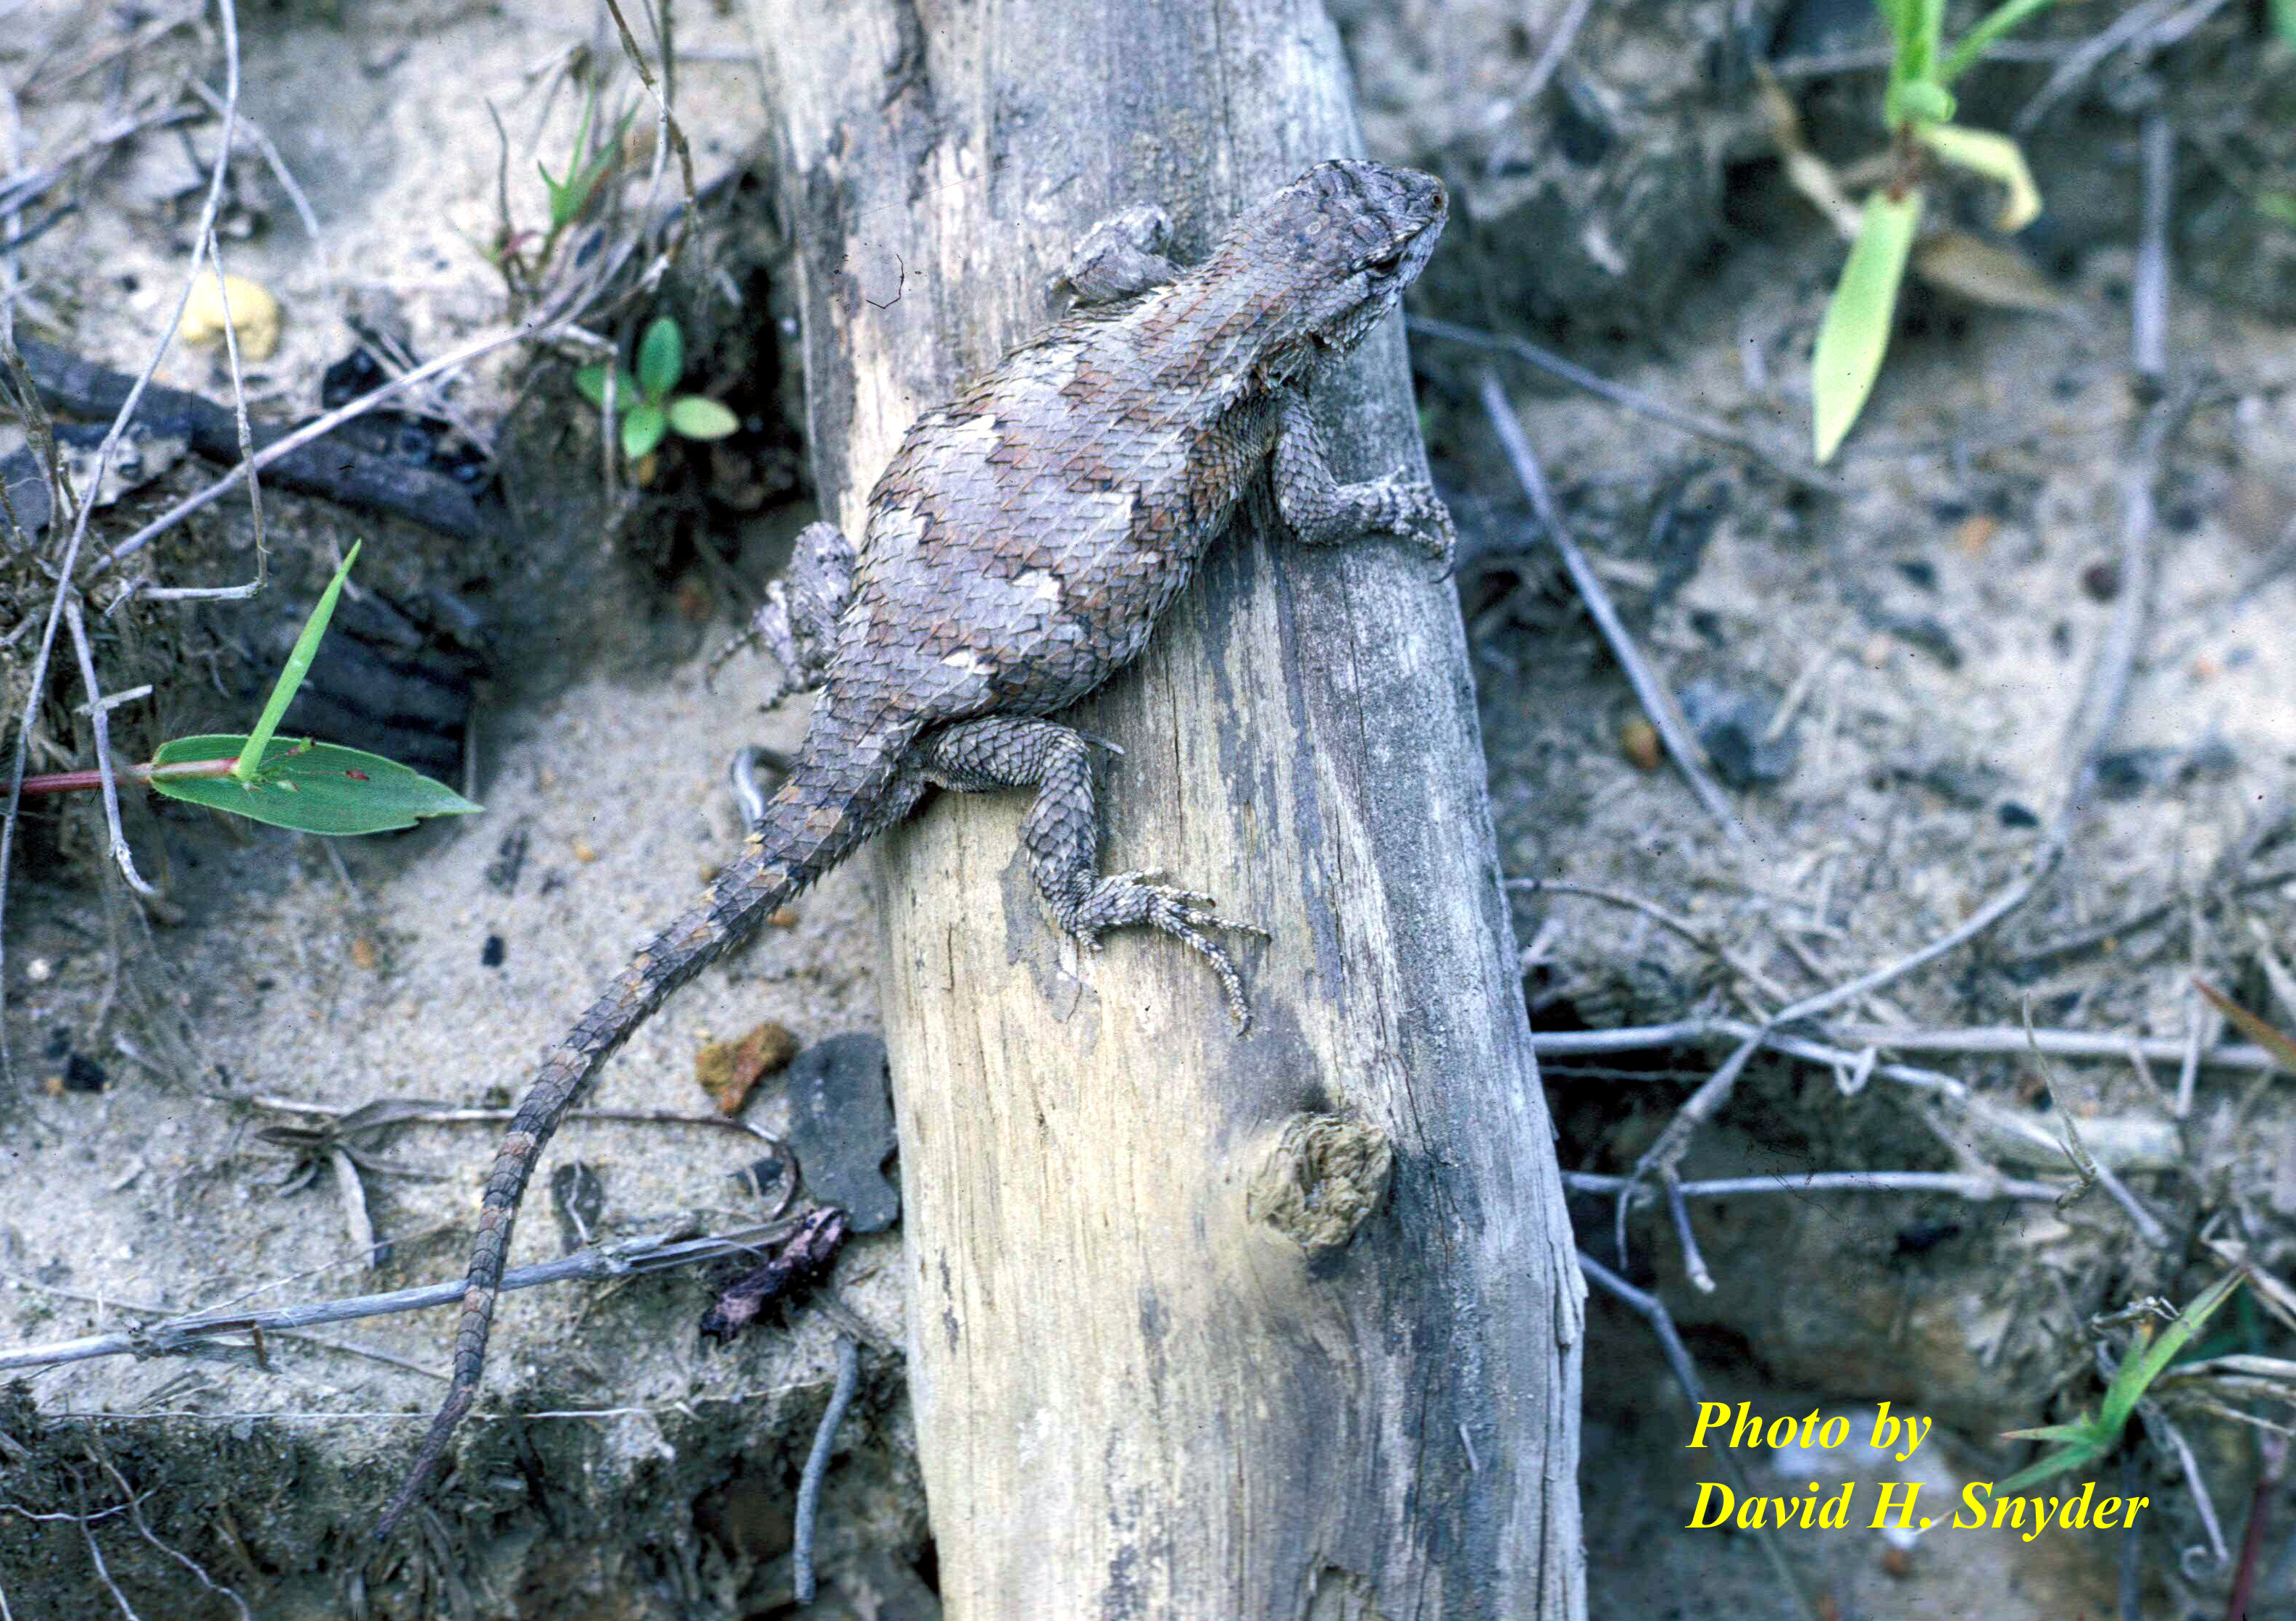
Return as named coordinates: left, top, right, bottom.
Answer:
left=1918, top=123, right=2042, bottom=230
left=1939, top=0, right=2061, bottom=86
left=666, top=395, right=739, bottom=440
left=1811, top=188, right=1923, bottom=464
left=621, top=401, right=667, bottom=460
left=236, top=541, right=360, bottom=783
left=151, top=736, right=482, bottom=835
left=575, top=364, right=641, bottom=410
left=636, top=317, right=684, bottom=401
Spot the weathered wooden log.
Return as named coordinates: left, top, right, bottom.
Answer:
left=756, top=3, right=1584, bottom=1614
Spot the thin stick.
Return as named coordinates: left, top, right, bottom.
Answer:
left=0, top=0, right=245, bottom=1079
left=1478, top=370, right=1752, bottom=846
left=2131, top=114, right=2171, bottom=388
left=1413, top=317, right=1843, bottom=495
left=88, top=1451, right=251, bottom=1621
left=1505, top=876, right=1791, bottom=1005
left=2007, top=862, right=2296, bottom=968
left=88, top=317, right=548, bottom=578
left=60, top=597, right=157, bottom=897
left=0, top=1270, right=446, bottom=1378
left=1534, top=1015, right=1969, bottom=1096
left=186, top=80, right=328, bottom=293
left=1536, top=1017, right=2278, bottom=1075
left=0, top=1217, right=804, bottom=1374
left=1662, top=1171, right=1713, bottom=1293
left=133, top=221, right=268, bottom=604
left=1565, top=1169, right=2061, bottom=1201
left=2011, top=0, right=2216, bottom=134
left=791, top=1334, right=860, bottom=1606
left=73, top=1472, right=141, bottom=1621
left=1517, top=0, right=1596, bottom=107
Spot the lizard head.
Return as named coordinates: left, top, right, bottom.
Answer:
left=1225, top=159, right=1447, bottom=384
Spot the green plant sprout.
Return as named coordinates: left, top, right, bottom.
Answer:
left=485, top=83, right=635, bottom=302
left=575, top=315, right=741, bottom=462
left=1808, top=0, right=2059, bottom=463
left=536, top=86, right=634, bottom=262
left=22, top=543, right=482, bottom=836
left=1994, top=1267, right=2246, bottom=1495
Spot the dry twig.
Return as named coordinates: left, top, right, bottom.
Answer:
left=1478, top=370, right=1752, bottom=847
left=0, top=1217, right=807, bottom=1375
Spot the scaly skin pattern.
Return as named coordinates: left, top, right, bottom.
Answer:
left=375, top=159, right=1452, bottom=1536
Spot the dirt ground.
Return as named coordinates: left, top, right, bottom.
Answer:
left=1, top=0, right=2293, bottom=1618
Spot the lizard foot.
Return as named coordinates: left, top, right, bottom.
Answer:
left=1064, top=870, right=1268, bottom=1033
left=1371, top=470, right=1457, bottom=580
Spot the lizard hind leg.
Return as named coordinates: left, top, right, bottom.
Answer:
left=707, top=519, right=858, bottom=704
left=919, top=714, right=1266, bottom=1031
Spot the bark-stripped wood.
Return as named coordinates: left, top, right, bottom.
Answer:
left=754, top=4, right=1585, bottom=1614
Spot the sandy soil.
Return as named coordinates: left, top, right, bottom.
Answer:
left=1, top=0, right=2292, bottom=1617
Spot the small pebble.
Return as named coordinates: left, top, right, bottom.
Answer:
left=2079, top=558, right=2121, bottom=601
left=573, top=840, right=599, bottom=863
left=1618, top=718, right=1661, bottom=772
left=481, top=933, right=507, bottom=968
left=696, top=1020, right=801, bottom=1116
left=1955, top=514, right=1997, bottom=555
left=768, top=907, right=801, bottom=928
left=180, top=272, right=282, bottom=362
left=349, top=935, right=380, bottom=972
left=24, top=957, right=50, bottom=984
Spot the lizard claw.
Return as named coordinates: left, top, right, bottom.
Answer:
left=1062, top=872, right=1267, bottom=1032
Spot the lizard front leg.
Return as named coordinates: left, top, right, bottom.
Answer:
left=1271, top=391, right=1456, bottom=573
left=708, top=519, right=857, bottom=705
left=918, top=714, right=1265, bottom=1030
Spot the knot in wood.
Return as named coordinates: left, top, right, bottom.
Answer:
left=1244, top=1113, right=1393, bottom=1256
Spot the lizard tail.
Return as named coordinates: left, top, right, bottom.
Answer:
left=375, top=708, right=916, bottom=1538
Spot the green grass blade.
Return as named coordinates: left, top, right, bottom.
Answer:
left=2099, top=1270, right=2245, bottom=1433
left=153, top=736, right=481, bottom=835
left=1940, top=0, right=2060, bottom=86
left=233, top=541, right=359, bottom=783
left=1885, top=0, right=1944, bottom=96
left=1811, top=188, right=1923, bottom=463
